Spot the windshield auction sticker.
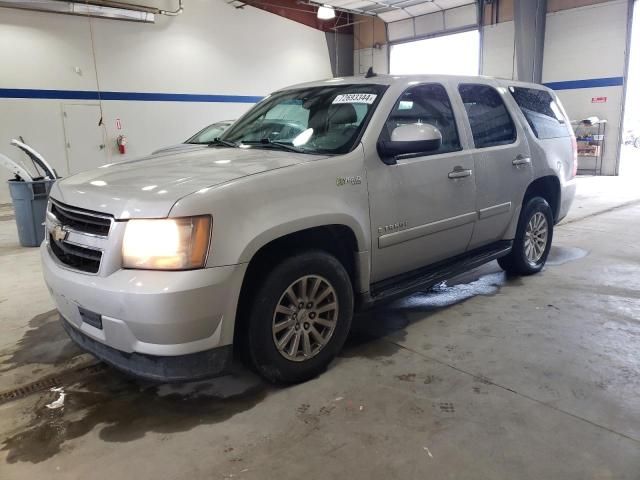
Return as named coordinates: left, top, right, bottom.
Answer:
left=333, top=93, right=377, bottom=105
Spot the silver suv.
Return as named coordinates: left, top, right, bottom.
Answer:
left=41, top=75, right=577, bottom=384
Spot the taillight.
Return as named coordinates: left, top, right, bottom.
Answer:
left=570, top=134, right=578, bottom=178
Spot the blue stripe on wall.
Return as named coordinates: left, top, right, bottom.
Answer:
left=544, top=77, right=624, bottom=90
left=0, top=77, right=625, bottom=101
left=0, top=88, right=263, bottom=103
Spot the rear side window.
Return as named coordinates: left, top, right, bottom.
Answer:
left=458, top=84, right=516, bottom=148
left=382, top=83, right=461, bottom=156
left=509, top=87, right=569, bottom=139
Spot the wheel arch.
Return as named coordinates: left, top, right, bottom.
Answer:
left=233, top=223, right=365, bottom=353
left=523, top=175, right=561, bottom=222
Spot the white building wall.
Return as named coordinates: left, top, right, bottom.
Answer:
left=0, top=0, right=332, bottom=203
left=481, top=21, right=516, bottom=79
left=354, top=45, right=389, bottom=75
left=543, top=0, right=629, bottom=175
left=482, top=0, right=629, bottom=175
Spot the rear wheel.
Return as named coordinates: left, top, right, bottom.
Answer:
left=498, top=196, right=553, bottom=275
left=246, top=250, right=353, bottom=384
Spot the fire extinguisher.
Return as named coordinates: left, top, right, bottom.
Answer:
left=116, top=135, right=127, bottom=155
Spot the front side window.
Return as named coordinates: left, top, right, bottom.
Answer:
left=221, top=84, right=386, bottom=155
left=459, top=84, right=516, bottom=149
left=381, top=83, right=461, bottom=156
left=509, top=87, right=569, bottom=139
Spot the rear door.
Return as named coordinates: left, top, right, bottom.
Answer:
left=455, top=82, right=533, bottom=249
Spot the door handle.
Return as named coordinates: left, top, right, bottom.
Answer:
left=448, top=167, right=473, bottom=179
left=512, top=155, right=531, bottom=166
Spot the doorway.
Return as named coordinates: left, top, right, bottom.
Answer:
left=620, top=0, right=640, bottom=176
left=62, top=104, right=108, bottom=175
left=389, top=30, right=480, bottom=76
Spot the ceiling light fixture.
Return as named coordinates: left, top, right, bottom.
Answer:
left=317, top=4, right=335, bottom=20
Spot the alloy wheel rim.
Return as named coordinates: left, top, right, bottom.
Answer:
left=272, top=275, right=338, bottom=362
left=524, top=211, right=548, bottom=265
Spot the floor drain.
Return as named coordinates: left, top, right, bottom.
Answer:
left=0, top=362, right=106, bottom=406
left=0, top=376, right=63, bottom=403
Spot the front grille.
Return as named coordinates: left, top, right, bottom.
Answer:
left=48, top=200, right=112, bottom=274
left=50, top=235, right=102, bottom=273
left=51, top=201, right=112, bottom=237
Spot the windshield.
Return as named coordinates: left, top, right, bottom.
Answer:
left=186, top=122, right=233, bottom=144
left=221, top=84, right=387, bottom=154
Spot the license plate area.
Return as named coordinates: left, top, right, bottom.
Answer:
left=78, top=307, right=103, bottom=330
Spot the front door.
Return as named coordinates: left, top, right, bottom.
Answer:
left=454, top=82, right=533, bottom=249
left=367, top=82, right=477, bottom=283
left=62, top=104, right=108, bottom=174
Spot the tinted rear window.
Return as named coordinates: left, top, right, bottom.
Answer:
left=509, top=87, right=569, bottom=139
left=458, top=84, right=516, bottom=149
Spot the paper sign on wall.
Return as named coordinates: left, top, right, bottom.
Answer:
left=591, top=97, right=607, bottom=103
left=333, top=94, right=377, bottom=105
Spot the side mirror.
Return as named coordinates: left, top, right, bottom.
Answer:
left=377, top=123, right=443, bottom=165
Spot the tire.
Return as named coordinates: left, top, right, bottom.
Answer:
left=246, top=250, right=354, bottom=384
left=498, top=196, right=554, bottom=276
left=634, top=137, right=640, bottom=149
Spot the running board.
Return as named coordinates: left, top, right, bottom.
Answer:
left=359, top=240, right=512, bottom=309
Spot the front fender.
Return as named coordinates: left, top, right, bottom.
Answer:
left=169, top=147, right=371, bottom=269
left=237, top=214, right=368, bottom=264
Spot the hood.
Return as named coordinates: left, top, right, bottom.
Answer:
left=151, top=143, right=205, bottom=155
left=51, top=146, right=317, bottom=219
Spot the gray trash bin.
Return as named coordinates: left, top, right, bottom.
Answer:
left=8, top=178, right=56, bottom=247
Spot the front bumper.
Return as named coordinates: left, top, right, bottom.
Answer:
left=41, top=242, right=247, bottom=380
left=62, top=318, right=233, bottom=382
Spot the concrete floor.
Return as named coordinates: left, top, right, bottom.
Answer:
left=0, top=175, right=639, bottom=479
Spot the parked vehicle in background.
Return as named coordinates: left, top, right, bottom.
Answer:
left=152, top=120, right=234, bottom=154
left=41, top=74, right=576, bottom=385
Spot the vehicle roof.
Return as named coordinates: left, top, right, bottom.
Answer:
left=279, top=74, right=553, bottom=93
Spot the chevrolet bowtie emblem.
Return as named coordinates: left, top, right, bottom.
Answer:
left=51, top=224, right=68, bottom=242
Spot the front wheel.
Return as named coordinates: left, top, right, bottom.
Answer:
left=498, top=196, right=554, bottom=275
left=246, top=250, right=353, bottom=384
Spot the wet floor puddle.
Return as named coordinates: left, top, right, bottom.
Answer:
left=1, top=368, right=268, bottom=464
left=0, top=247, right=588, bottom=463
left=343, top=246, right=588, bottom=357
left=545, top=246, right=588, bottom=266
left=0, top=310, right=83, bottom=373
left=343, top=270, right=515, bottom=356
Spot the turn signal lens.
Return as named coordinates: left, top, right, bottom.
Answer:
left=122, top=216, right=211, bottom=270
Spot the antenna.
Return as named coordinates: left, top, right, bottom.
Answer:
left=365, top=67, right=376, bottom=78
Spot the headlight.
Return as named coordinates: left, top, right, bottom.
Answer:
left=122, top=216, right=211, bottom=270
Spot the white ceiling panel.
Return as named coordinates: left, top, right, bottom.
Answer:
left=405, top=2, right=440, bottom=16
left=387, top=17, right=415, bottom=41
left=321, top=0, right=476, bottom=22
left=341, top=0, right=377, bottom=9
left=378, top=9, right=412, bottom=22
left=444, top=3, right=477, bottom=29
left=325, top=0, right=365, bottom=7
left=434, top=0, right=476, bottom=8
left=414, top=10, right=445, bottom=35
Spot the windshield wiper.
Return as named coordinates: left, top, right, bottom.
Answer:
left=207, top=137, right=238, bottom=148
left=240, top=139, right=306, bottom=153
